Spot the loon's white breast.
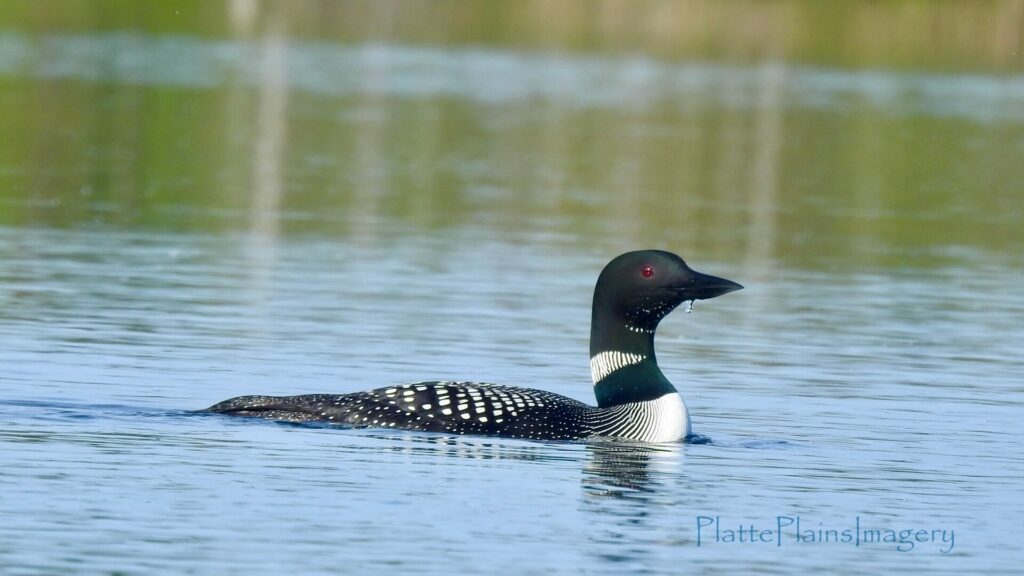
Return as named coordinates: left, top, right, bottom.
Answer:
left=586, top=392, right=690, bottom=442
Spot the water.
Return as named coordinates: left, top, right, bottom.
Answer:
left=2, top=7, right=1024, bottom=574
left=1, top=225, right=1021, bottom=574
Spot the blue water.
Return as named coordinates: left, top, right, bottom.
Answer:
left=1, top=225, right=1021, bottom=574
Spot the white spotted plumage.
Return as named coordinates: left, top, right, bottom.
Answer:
left=209, top=381, right=690, bottom=442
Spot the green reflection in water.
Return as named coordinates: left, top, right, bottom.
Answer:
left=1, top=1, right=1022, bottom=271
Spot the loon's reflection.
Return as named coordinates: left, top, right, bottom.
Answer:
left=356, top=430, right=687, bottom=498
left=340, top=428, right=696, bottom=505
left=582, top=441, right=684, bottom=496
left=353, top=430, right=687, bottom=485
left=356, top=430, right=575, bottom=463
left=295, top=428, right=694, bottom=567
left=576, top=442, right=691, bottom=566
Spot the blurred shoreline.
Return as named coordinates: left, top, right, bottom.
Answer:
left=4, top=0, right=1023, bottom=73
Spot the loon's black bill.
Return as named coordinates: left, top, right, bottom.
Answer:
left=678, top=271, right=744, bottom=301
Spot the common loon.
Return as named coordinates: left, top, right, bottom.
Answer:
left=205, top=250, right=742, bottom=442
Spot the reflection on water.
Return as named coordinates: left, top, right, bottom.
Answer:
left=359, top=432, right=560, bottom=464
left=1, top=32, right=1023, bottom=270
left=583, top=442, right=684, bottom=496
left=580, top=443, right=691, bottom=569
left=5, top=34, right=1024, bottom=120
left=5, top=0, right=1023, bottom=71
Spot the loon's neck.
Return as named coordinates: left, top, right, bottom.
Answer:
left=589, top=314, right=677, bottom=408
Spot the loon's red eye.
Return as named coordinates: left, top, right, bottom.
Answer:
left=641, top=265, right=654, bottom=278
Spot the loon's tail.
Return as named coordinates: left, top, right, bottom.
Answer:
left=202, top=395, right=336, bottom=423
left=204, top=395, right=281, bottom=413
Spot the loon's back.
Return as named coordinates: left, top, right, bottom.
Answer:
left=205, top=250, right=742, bottom=442
left=208, top=382, right=591, bottom=440
left=206, top=381, right=691, bottom=442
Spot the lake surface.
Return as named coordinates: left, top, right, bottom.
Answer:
left=2, top=4, right=1023, bottom=574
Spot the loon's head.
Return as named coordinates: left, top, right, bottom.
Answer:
left=592, top=250, right=743, bottom=338
left=589, top=250, right=742, bottom=407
